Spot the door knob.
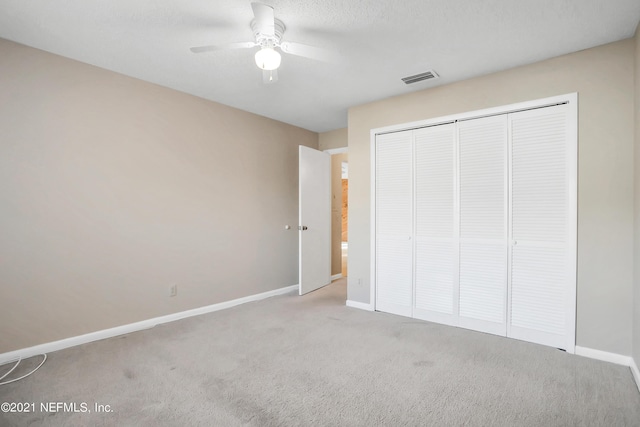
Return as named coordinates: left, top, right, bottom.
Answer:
left=299, top=226, right=308, bottom=231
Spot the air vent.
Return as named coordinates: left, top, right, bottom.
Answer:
left=401, top=70, right=439, bottom=85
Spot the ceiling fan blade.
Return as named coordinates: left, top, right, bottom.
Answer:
left=251, top=2, right=275, bottom=37
left=279, top=41, right=335, bottom=63
left=190, top=42, right=256, bottom=53
left=263, top=69, right=278, bottom=84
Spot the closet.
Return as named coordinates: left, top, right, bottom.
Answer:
left=373, top=95, right=577, bottom=352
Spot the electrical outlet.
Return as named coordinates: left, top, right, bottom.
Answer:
left=170, top=285, right=178, bottom=297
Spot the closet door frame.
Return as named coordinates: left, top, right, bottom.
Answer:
left=370, top=93, right=578, bottom=353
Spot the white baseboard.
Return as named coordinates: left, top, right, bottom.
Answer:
left=574, top=346, right=633, bottom=366
left=0, top=284, right=298, bottom=365
left=540, top=346, right=640, bottom=393
left=346, top=300, right=374, bottom=311
left=631, top=358, right=640, bottom=393
left=331, top=274, right=343, bottom=281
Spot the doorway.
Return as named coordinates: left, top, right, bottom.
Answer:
left=329, top=151, right=348, bottom=280
left=341, top=160, right=348, bottom=277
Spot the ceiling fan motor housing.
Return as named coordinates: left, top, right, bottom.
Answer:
left=251, top=17, right=286, bottom=47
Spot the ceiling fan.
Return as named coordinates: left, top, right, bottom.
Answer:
left=190, top=2, right=333, bottom=84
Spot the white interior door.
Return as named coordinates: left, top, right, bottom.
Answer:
left=413, top=124, right=457, bottom=325
left=507, top=104, right=577, bottom=351
left=457, top=115, right=508, bottom=336
left=299, top=145, right=331, bottom=295
left=374, top=131, right=413, bottom=317
left=372, top=95, right=577, bottom=352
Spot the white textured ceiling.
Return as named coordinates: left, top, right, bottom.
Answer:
left=1, top=1, right=639, bottom=132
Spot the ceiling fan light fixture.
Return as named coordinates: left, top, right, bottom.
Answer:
left=255, top=47, right=281, bottom=70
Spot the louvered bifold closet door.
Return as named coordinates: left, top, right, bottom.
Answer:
left=413, top=124, right=457, bottom=324
left=375, top=131, right=413, bottom=317
left=508, top=104, right=576, bottom=351
left=457, top=115, right=508, bottom=336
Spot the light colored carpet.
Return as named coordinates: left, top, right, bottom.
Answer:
left=1, top=278, right=639, bottom=426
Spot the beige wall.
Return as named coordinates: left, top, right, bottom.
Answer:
left=348, top=39, right=636, bottom=355
left=331, top=153, right=348, bottom=275
left=633, top=23, right=640, bottom=367
left=319, top=128, right=347, bottom=151
left=0, top=39, right=318, bottom=353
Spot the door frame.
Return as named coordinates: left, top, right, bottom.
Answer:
left=369, top=93, right=578, bottom=351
